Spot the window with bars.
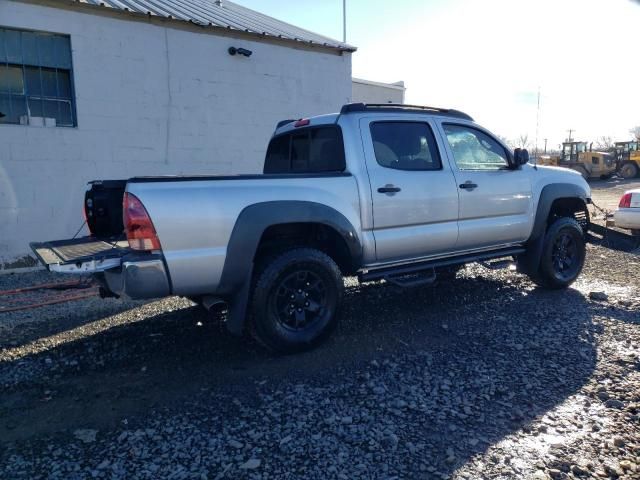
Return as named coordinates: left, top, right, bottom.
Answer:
left=0, top=27, right=76, bottom=127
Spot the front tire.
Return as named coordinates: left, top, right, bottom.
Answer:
left=619, top=162, right=639, bottom=179
left=528, top=217, right=586, bottom=289
left=250, top=248, right=343, bottom=353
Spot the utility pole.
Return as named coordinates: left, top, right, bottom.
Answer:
left=343, top=0, right=347, bottom=43
left=534, top=87, right=540, bottom=160
left=544, top=138, right=548, bottom=154
left=567, top=129, right=573, bottom=142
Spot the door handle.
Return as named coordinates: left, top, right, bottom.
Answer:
left=459, top=181, right=478, bottom=190
left=377, top=185, right=401, bottom=194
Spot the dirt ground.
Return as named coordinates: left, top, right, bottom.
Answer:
left=0, top=178, right=639, bottom=480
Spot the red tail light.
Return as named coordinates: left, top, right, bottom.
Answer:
left=123, top=192, right=161, bottom=250
left=619, top=193, right=632, bottom=209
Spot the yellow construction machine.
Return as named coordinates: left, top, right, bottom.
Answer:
left=538, top=141, right=616, bottom=180
left=614, top=141, right=640, bottom=178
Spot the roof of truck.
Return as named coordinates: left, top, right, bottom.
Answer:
left=274, top=103, right=474, bottom=136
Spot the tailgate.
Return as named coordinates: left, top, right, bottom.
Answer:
left=30, top=237, right=130, bottom=273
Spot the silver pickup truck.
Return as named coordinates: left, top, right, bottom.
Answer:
left=32, top=103, right=591, bottom=353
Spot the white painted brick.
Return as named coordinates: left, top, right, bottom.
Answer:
left=0, top=0, right=352, bottom=262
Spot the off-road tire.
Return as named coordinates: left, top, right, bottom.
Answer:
left=619, top=162, right=639, bottom=179
left=528, top=217, right=586, bottom=289
left=250, top=248, right=343, bottom=354
left=574, top=166, right=589, bottom=180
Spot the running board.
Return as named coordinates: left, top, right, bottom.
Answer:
left=359, top=247, right=525, bottom=284
left=385, top=269, right=436, bottom=288
left=479, top=259, right=515, bottom=270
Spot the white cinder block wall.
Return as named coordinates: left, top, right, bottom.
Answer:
left=0, top=0, right=352, bottom=268
left=352, top=79, right=404, bottom=105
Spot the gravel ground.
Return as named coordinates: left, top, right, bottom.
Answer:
left=1, top=180, right=639, bottom=479
left=1, top=241, right=639, bottom=480
left=588, top=178, right=640, bottom=212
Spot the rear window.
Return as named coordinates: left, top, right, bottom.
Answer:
left=264, top=126, right=346, bottom=174
left=370, top=122, right=442, bottom=171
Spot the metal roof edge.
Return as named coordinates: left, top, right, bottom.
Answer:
left=9, top=0, right=358, bottom=53
left=352, top=77, right=406, bottom=90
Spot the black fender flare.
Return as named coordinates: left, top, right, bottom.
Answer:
left=518, top=183, right=590, bottom=274
left=217, top=201, right=363, bottom=334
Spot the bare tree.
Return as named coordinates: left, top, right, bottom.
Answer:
left=630, top=126, right=640, bottom=141
left=497, top=135, right=514, bottom=149
left=596, top=136, right=614, bottom=151
left=515, top=134, right=529, bottom=149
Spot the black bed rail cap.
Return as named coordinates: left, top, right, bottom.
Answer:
left=340, top=103, right=474, bottom=121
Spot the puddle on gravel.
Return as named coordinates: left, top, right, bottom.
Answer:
left=574, top=278, right=638, bottom=300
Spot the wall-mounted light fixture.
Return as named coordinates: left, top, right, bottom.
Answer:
left=228, top=47, right=253, bottom=57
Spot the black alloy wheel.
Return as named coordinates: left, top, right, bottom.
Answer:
left=250, top=248, right=343, bottom=353
left=272, top=269, right=329, bottom=332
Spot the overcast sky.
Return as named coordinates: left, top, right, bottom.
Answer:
left=238, top=0, right=639, bottom=151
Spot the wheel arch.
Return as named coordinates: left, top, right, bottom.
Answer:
left=217, top=201, right=363, bottom=334
left=518, top=183, right=590, bottom=275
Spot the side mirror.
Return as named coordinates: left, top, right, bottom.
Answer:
left=513, top=148, right=529, bottom=167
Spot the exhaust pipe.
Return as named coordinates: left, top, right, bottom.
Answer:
left=202, top=295, right=226, bottom=311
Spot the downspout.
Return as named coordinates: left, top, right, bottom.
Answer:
left=164, top=27, right=171, bottom=165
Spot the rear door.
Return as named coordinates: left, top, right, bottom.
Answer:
left=360, top=117, right=459, bottom=263
left=438, top=122, right=532, bottom=249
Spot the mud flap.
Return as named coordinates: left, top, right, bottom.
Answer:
left=225, top=271, right=252, bottom=336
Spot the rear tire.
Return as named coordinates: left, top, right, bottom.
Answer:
left=620, top=162, right=639, bottom=179
left=250, top=248, right=343, bottom=354
left=528, top=217, right=586, bottom=289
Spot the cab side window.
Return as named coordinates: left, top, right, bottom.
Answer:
left=370, top=122, right=441, bottom=171
left=264, top=127, right=346, bottom=174
left=443, top=124, right=509, bottom=171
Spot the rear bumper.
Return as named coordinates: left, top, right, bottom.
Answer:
left=614, top=208, right=640, bottom=231
left=30, top=237, right=171, bottom=299
left=100, top=254, right=171, bottom=299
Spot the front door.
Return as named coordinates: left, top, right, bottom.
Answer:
left=360, top=118, right=460, bottom=263
left=439, top=123, right=533, bottom=250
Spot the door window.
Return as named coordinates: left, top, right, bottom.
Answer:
left=443, top=124, right=509, bottom=170
left=370, top=122, right=441, bottom=171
